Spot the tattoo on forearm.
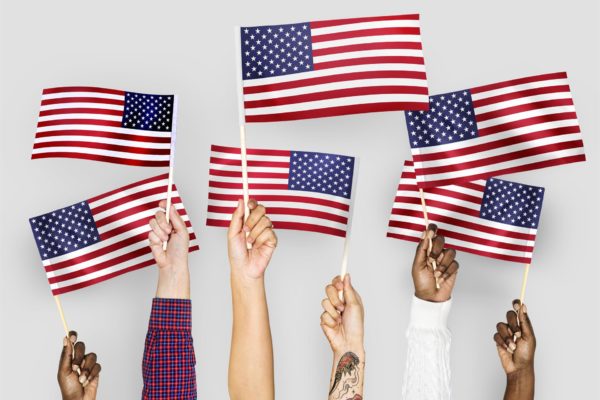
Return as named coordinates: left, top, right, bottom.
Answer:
left=329, top=352, right=362, bottom=399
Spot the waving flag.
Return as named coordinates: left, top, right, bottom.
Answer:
left=405, top=72, right=585, bottom=188
left=32, top=86, right=175, bottom=167
left=387, top=161, right=545, bottom=264
left=206, top=145, right=356, bottom=237
left=29, top=175, right=199, bottom=295
left=239, top=14, right=429, bottom=122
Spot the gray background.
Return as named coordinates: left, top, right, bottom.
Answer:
left=1, top=0, right=599, bottom=399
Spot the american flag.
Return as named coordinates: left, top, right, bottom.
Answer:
left=29, top=174, right=199, bottom=295
left=405, top=72, right=585, bottom=188
left=32, top=86, right=175, bottom=167
left=240, top=14, right=429, bottom=122
left=206, top=145, right=356, bottom=237
left=387, top=161, right=545, bottom=264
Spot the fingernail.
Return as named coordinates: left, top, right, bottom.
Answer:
left=515, top=331, right=522, bottom=338
left=82, top=380, right=89, bottom=388
left=72, top=365, right=80, bottom=373
left=434, top=270, right=442, bottom=278
left=79, top=374, right=87, bottom=384
left=507, top=347, right=514, bottom=354
left=509, top=342, right=517, bottom=351
left=247, top=237, right=254, bottom=244
left=243, top=225, right=250, bottom=233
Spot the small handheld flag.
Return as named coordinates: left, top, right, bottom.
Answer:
left=239, top=14, right=429, bottom=122
left=388, top=161, right=545, bottom=264
left=405, top=72, right=585, bottom=188
left=32, top=86, right=175, bottom=167
left=206, top=145, right=356, bottom=238
left=29, top=174, right=199, bottom=295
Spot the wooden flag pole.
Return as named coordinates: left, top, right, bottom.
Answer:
left=162, top=95, right=178, bottom=251
left=519, top=263, right=531, bottom=304
left=54, top=295, right=70, bottom=337
left=234, top=26, right=252, bottom=250
left=338, top=158, right=360, bottom=301
left=418, top=188, right=440, bottom=289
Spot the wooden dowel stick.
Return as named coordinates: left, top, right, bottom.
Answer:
left=163, top=95, right=178, bottom=251
left=239, top=124, right=251, bottom=250
left=54, top=295, right=70, bottom=337
left=519, top=263, right=531, bottom=305
left=419, top=188, right=440, bottom=289
left=162, top=163, right=174, bottom=251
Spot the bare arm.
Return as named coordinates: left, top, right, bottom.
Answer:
left=227, top=200, right=278, bottom=400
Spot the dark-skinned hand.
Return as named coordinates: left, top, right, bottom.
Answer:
left=494, top=300, right=536, bottom=375
left=58, top=331, right=101, bottom=400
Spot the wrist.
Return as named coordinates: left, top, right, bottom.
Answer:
left=156, top=265, right=190, bottom=299
left=333, top=344, right=365, bottom=360
left=507, top=365, right=535, bottom=382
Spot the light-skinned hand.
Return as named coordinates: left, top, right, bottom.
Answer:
left=228, top=199, right=277, bottom=281
left=148, top=200, right=189, bottom=272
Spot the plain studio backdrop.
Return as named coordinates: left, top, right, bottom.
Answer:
left=1, top=1, right=599, bottom=399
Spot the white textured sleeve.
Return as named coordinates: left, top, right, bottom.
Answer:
left=401, top=296, right=452, bottom=400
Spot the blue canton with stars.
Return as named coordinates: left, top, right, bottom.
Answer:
left=288, top=151, right=355, bottom=199
left=405, top=89, right=479, bottom=148
left=480, top=178, right=545, bottom=229
left=29, top=201, right=100, bottom=260
left=241, top=23, right=314, bottom=80
left=122, top=92, right=174, bottom=132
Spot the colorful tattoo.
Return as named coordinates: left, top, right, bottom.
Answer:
left=329, top=352, right=360, bottom=398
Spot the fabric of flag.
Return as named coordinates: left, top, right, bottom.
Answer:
left=29, top=174, right=199, bottom=295
left=240, top=14, right=429, bottom=122
left=387, top=160, right=545, bottom=264
left=405, top=72, right=585, bottom=188
left=206, top=145, right=356, bottom=237
left=32, top=86, right=175, bottom=167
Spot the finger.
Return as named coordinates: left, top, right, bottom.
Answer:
left=494, top=332, right=508, bottom=349
left=321, top=299, right=341, bottom=322
left=247, top=215, right=273, bottom=244
left=244, top=204, right=266, bottom=231
left=342, top=274, right=360, bottom=306
left=227, top=200, right=245, bottom=238
left=518, top=303, right=535, bottom=340
left=59, top=336, right=74, bottom=375
left=154, top=209, right=172, bottom=235
left=506, top=310, right=521, bottom=339
left=331, top=275, right=343, bottom=291
left=168, top=204, right=187, bottom=233
left=439, top=248, right=456, bottom=269
left=79, top=353, right=97, bottom=384
left=253, top=228, right=277, bottom=249
left=430, top=235, right=445, bottom=259
left=83, top=363, right=101, bottom=388
left=148, top=231, right=167, bottom=265
left=325, top=284, right=345, bottom=311
left=320, top=311, right=338, bottom=329
left=83, top=374, right=99, bottom=395
left=439, top=261, right=459, bottom=282
left=496, top=322, right=516, bottom=353
left=149, top=218, right=169, bottom=242
left=248, top=198, right=258, bottom=210
left=72, top=341, right=85, bottom=373
left=414, top=223, right=437, bottom=265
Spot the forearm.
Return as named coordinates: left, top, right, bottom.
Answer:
left=228, top=273, right=274, bottom=400
left=329, top=348, right=365, bottom=400
left=156, top=265, right=190, bottom=299
left=504, top=368, right=534, bottom=400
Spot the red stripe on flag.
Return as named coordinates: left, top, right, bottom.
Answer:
left=310, top=14, right=419, bottom=29
left=470, top=72, right=568, bottom=94
left=477, top=112, right=578, bottom=136
left=34, top=130, right=172, bottom=144
left=210, top=145, right=291, bottom=157
left=42, top=86, right=126, bottom=95
left=243, top=71, right=427, bottom=95
left=209, top=181, right=289, bottom=190
left=311, top=27, right=421, bottom=43
left=209, top=157, right=290, bottom=169
left=40, top=97, right=125, bottom=106
left=33, top=141, right=171, bottom=156
left=312, top=41, right=422, bottom=56
left=30, top=152, right=170, bottom=167
left=37, top=119, right=122, bottom=128
left=314, top=56, right=424, bottom=70
left=475, top=98, right=575, bottom=123
left=39, top=108, right=123, bottom=117
left=245, top=102, right=428, bottom=122
left=209, top=169, right=289, bottom=180
left=472, top=85, right=572, bottom=108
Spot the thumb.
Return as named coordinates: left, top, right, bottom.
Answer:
left=518, top=303, right=534, bottom=340
left=342, top=274, right=360, bottom=305
left=58, top=336, right=73, bottom=376
left=414, top=224, right=437, bottom=265
left=228, top=200, right=245, bottom=239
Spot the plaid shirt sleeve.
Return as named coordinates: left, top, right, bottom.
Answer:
left=142, top=298, right=197, bottom=399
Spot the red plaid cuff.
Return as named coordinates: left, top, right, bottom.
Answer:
left=148, top=298, right=192, bottom=331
